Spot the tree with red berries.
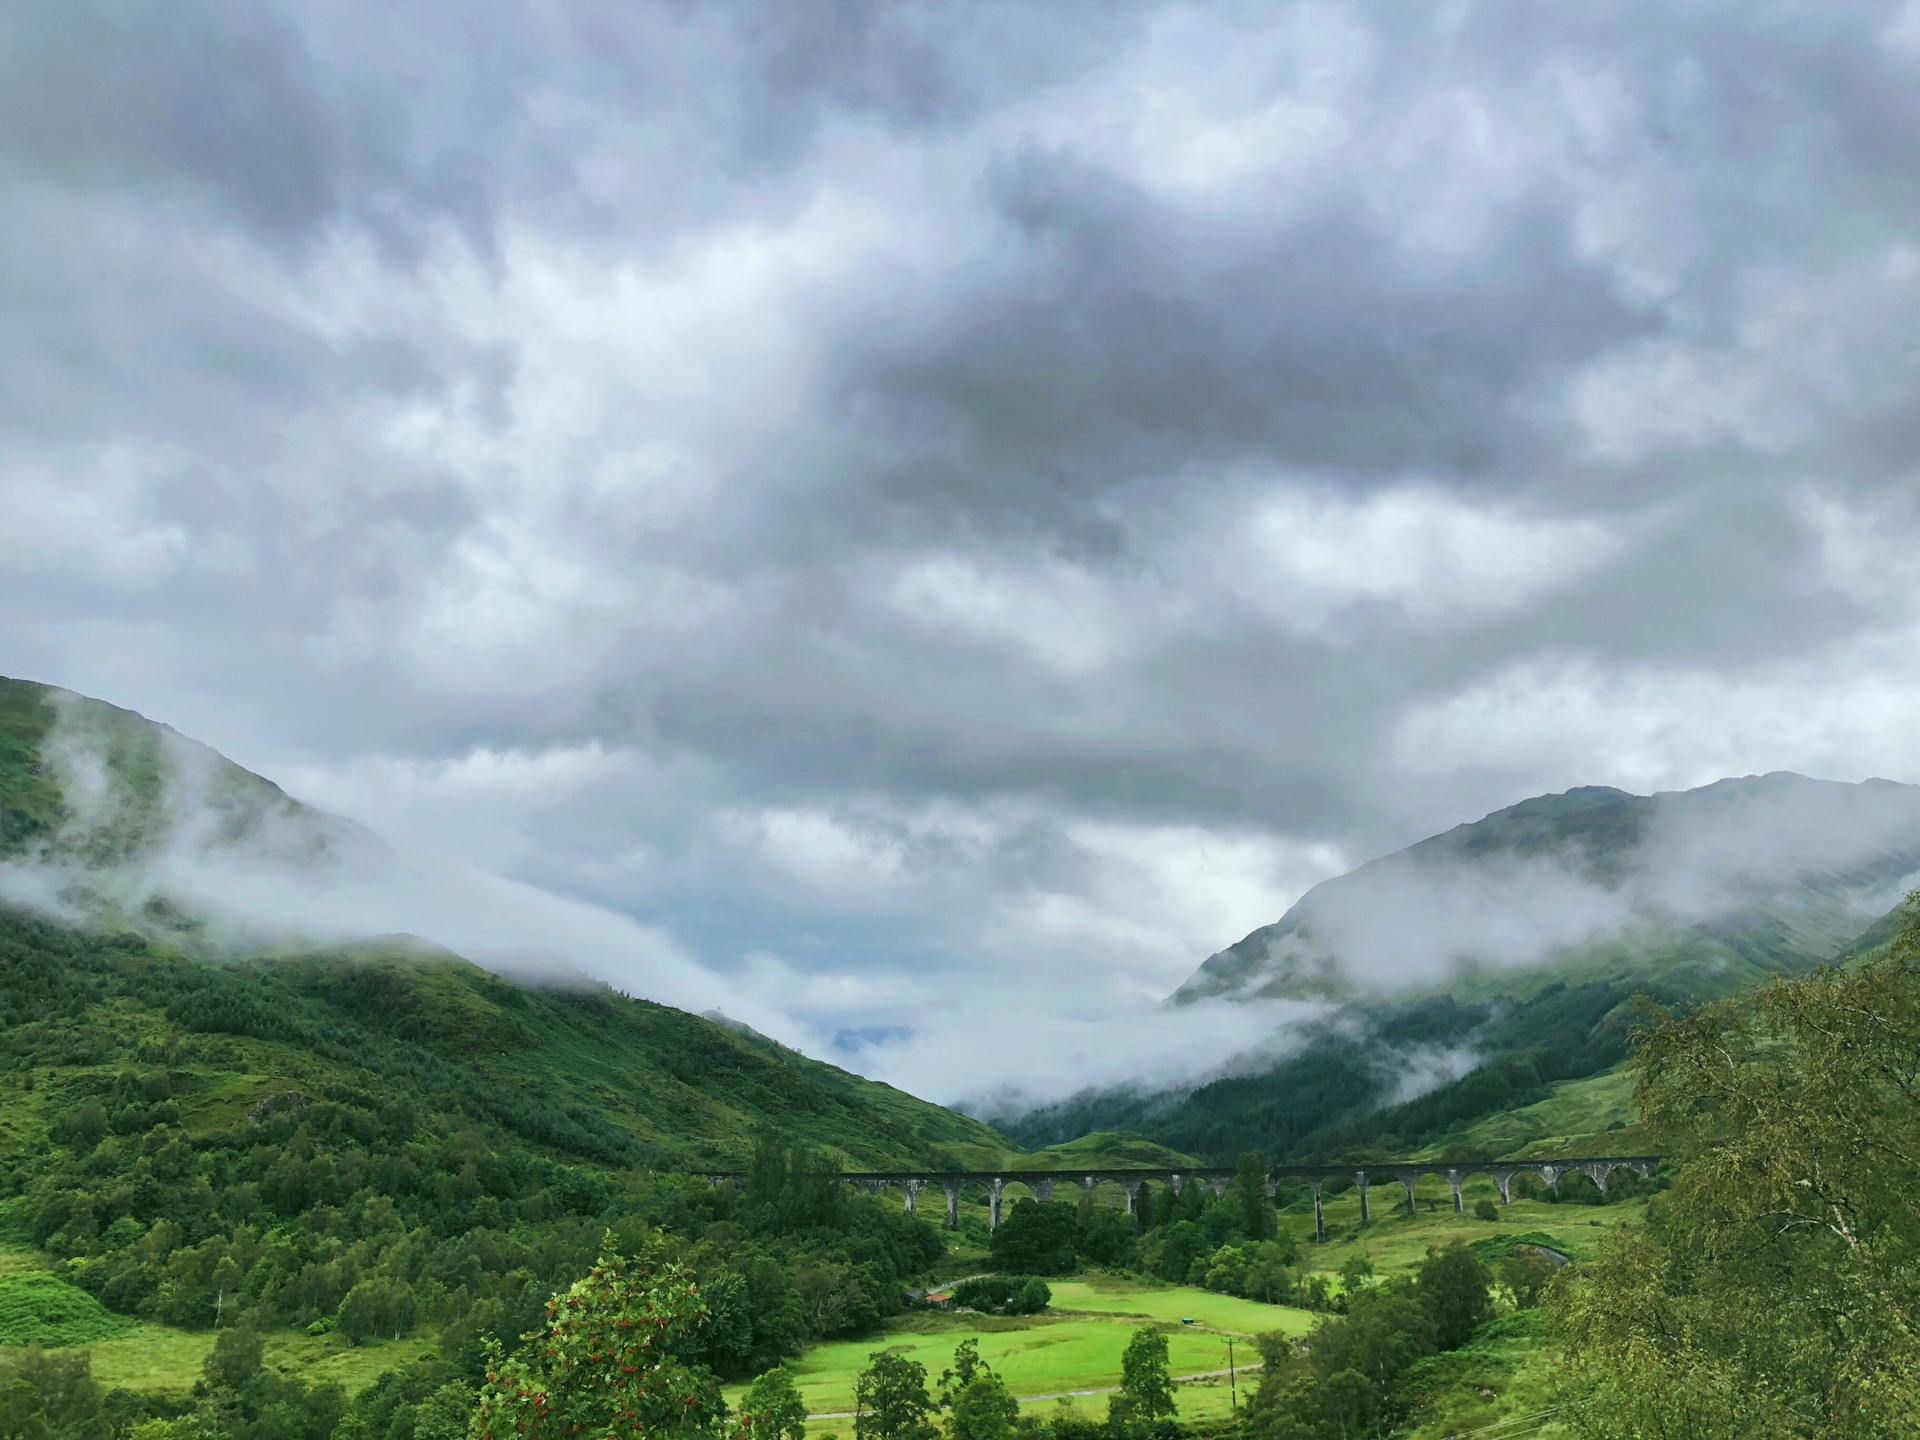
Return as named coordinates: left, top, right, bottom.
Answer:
left=471, top=1238, right=736, bottom=1440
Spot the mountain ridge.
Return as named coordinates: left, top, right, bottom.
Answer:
left=1005, top=771, right=1920, bottom=1165
left=1172, top=769, right=1920, bottom=1009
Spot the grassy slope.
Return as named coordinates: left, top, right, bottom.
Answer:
left=265, top=945, right=1016, bottom=1171
left=1013, top=1132, right=1198, bottom=1170
left=1297, top=1184, right=1645, bottom=1440
left=0, top=919, right=1015, bottom=1175
left=1411, top=1064, right=1646, bottom=1161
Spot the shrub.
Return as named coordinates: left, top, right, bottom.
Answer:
left=949, top=1276, right=1048, bottom=1315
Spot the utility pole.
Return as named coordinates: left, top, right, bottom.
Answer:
left=1228, top=1337, right=1236, bottom=1413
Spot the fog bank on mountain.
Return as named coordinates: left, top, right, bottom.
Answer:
left=1175, top=773, right=1920, bottom=1005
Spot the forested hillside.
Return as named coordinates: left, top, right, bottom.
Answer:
left=0, top=898, right=997, bottom=1440
left=0, top=673, right=1123, bottom=1440
left=1003, top=977, right=1667, bottom=1164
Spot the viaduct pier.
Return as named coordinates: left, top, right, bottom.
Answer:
left=699, top=1156, right=1661, bottom=1243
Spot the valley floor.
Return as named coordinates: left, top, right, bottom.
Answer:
left=0, top=1182, right=1640, bottom=1439
left=734, top=1185, right=1640, bottom=1438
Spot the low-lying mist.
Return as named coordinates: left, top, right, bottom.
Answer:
left=6, top=689, right=1318, bottom=1110
left=1181, top=774, right=1920, bottom=1004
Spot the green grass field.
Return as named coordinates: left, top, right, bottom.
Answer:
left=1045, top=1277, right=1312, bottom=1336
left=721, top=1274, right=1311, bottom=1428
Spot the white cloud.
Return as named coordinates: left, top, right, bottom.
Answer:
left=1225, top=484, right=1624, bottom=634
left=882, top=553, right=1125, bottom=674
left=1566, top=246, right=1920, bottom=463
left=0, top=449, right=191, bottom=587
left=1391, top=649, right=1920, bottom=799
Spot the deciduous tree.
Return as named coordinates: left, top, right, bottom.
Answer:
left=1552, top=903, right=1920, bottom=1438
left=470, top=1240, right=730, bottom=1440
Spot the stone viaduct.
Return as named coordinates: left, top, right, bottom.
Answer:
left=701, top=1157, right=1659, bottom=1243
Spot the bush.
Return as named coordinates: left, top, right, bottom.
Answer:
left=1473, top=1197, right=1499, bottom=1221
left=949, top=1277, right=1048, bottom=1316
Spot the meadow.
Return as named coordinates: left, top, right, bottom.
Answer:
left=716, top=1180, right=1646, bottom=1435
left=722, top=1273, right=1305, bottom=1436
left=764, top=1185, right=1649, bottom=1435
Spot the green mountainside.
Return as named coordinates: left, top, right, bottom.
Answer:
left=1006, top=775, right=1920, bottom=1166
left=0, top=675, right=1014, bottom=1171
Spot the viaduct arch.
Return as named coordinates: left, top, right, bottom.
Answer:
left=698, top=1156, right=1660, bottom=1242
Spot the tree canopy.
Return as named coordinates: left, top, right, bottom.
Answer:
left=1551, top=902, right=1920, bottom=1438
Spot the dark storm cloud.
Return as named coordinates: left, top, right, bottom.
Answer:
left=846, top=161, right=1646, bottom=540
left=3, top=0, right=1920, bottom=1099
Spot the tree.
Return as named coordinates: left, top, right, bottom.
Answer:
left=740, top=1368, right=807, bottom=1440
left=1075, top=1208, right=1137, bottom=1269
left=1417, top=1241, right=1491, bottom=1350
left=1012, top=1279, right=1050, bottom=1315
left=1552, top=909, right=1920, bottom=1438
left=1241, top=1242, right=1296, bottom=1305
left=794, top=1259, right=874, bottom=1338
left=1243, top=1283, right=1437, bottom=1440
left=470, top=1241, right=730, bottom=1440
left=940, top=1342, right=1017, bottom=1440
left=1336, top=1254, right=1373, bottom=1296
left=745, top=1132, right=844, bottom=1236
left=1152, top=1222, right=1206, bottom=1285
left=203, top=1325, right=263, bottom=1391
left=412, top=1383, right=477, bottom=1440
left=947, top=1372, right=1018, bottom=1440
left=1106, top=1326, right=1176, bottom=1438
left=1232, top=1153, right=1277, bottom=1242
left=988, top=1201, right=1077, bottom=1275
left=1203, top=1246, right=1248, bottom=1296
left=937, top=1341, right=989, bottom=1410
left=1500, top=1250, right=1556, bottom=1310
left=853, top=1351, right=934, bottom=1440
left=337, top=1278, right=416, bottom=1345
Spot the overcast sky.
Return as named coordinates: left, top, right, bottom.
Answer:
left=5, top=1, right=1920, bottom=1105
